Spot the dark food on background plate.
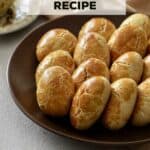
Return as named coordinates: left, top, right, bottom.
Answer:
left=0, top=8, right=14, bottom=27
left=0, top=0, right=15, bottom=27
left=0, top=0, right=14, bottom=17
left=35, top=13, right=150, bottom=130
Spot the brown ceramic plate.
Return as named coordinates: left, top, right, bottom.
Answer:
left=7, top=14, right=150, bottom=145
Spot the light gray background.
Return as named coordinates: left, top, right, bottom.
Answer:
left=0, top=17, right=149, bottom=150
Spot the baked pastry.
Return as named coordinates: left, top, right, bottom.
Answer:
left=74, top=32, right=110, bottom=66
left=142, top=55, right=150, bottom=80
left=79, top=18, right=116, bottom=41
left=35, top=50, right=75, bottom=84
left=110, top=52, right=143, bottom=83
left=132, top=78, right=150, bottom=126
left=102, top=78, right=137, bottom=130
left=35, top=15, right=150, bottom=129
left=70, top=76, right=110, bottom=130
left=121, top=13, right=150, bottom=38
left=72, top=58, right=109, bottom=89
left=108, top=24, right=148, bottom=62
left=36, top=66, right=74, bottom=117
left=36, top=28, right=77, bottom=61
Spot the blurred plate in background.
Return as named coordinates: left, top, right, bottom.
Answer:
left=0, top=0, right=37, bottom=35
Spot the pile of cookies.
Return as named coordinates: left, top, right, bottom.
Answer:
left=35, top=13, right=150, bottom=130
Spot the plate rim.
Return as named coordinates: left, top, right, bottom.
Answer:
left=7, top=15, right=150, bottom=146
left=0, top=15, right=38, bottom=35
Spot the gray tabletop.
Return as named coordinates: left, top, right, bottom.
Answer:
left=0, top=17, right=149, bottom=150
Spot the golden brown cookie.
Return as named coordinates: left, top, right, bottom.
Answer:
left=74, top=32, right=110, bottom=66
left=110, top=52, right=143, bottom=83
left=79, top=18, right=116, bottom=41
left=72, top=58, right=109, bottom=89
left=102, top=78, right=137, bottom=130
left=121, top=13, right=150, bottom=38
left=36, top=66, right=75, bottom=117
left=70, top=76, right=110, bottom=130
left=35, top=50, right=75, bottom=84
left=132, top=78, right=150, bottom=126
left=108, top=24, right=148, bottom=62
left=36, top=28, right=77, bottom=61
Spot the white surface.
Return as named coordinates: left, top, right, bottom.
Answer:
left=19, top=0, right=126, bottom=15
left=0, top=17, right=149, bottom=150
